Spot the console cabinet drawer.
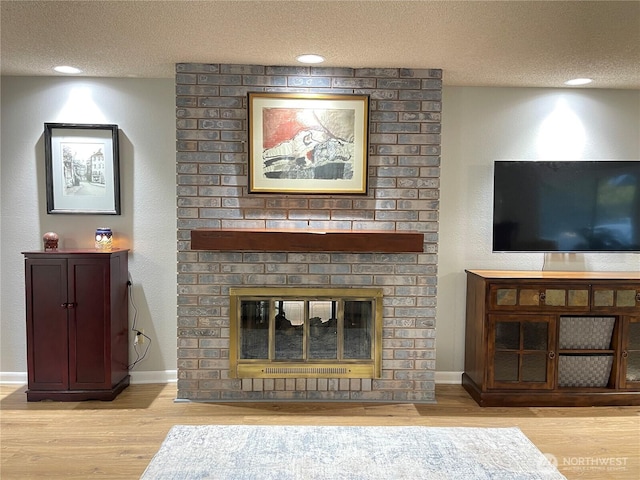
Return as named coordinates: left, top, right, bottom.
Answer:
left=490, top=284, right=589, bottom=312
left=591, top=285, right=640, bottom=313
left=489, top=284, right=640, bottom=314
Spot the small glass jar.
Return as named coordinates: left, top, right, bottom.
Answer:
left=95, top=228, right=113, bottom=250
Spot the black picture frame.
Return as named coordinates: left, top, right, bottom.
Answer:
left=44, top=123, right=121, bottom=214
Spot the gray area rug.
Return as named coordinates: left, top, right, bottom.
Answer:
left=140, top=425, right=566, bottom=479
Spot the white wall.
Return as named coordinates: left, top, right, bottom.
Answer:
left=2, top=78, right=639, bottom=383
left=437, top=86, right=640, bottom=374
left=1, top=77, right=176, bottom=382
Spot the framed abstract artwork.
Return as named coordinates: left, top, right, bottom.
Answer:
left=44, top=123, right=121, bottom=214
left=248, top=93, right=369, bottom=194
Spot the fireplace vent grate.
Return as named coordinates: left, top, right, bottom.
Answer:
left=265, top=367, right=349, bottom=375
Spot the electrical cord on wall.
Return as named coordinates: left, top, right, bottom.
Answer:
left=127, top=274, right=151, bottom=369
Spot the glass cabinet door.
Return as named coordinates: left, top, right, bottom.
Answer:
left=621, top=316, right=640, bottom=388
left=488, top=315, right=555, bottom=389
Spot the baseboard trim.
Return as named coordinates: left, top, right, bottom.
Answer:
left=129, top=370, right=177, bottom=384
left=435, top=371, right=463, bottom=384
left=3, top=370, right=457, bottom=386
left=0, top=372, right=27, bottom=384
left=0, top=370, right=177, bottom=385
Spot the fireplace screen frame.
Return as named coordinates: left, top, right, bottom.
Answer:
left=229, top=287, right=383, bottom=379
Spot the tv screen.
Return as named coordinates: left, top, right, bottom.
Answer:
left=493, top=161, right=640, bottom=252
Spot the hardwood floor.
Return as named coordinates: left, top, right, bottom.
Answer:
left=1, top=383, right=638, bottom=479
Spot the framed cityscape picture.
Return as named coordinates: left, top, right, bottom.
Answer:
left=248, top=93, right=369, bottom=194
left=44, top=123, right=121, bottom=214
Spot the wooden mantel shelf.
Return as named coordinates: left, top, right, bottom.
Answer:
left=190, top=229, right=424, bottom=253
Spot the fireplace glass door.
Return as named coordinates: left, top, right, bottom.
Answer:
left=231, top=287, right=382, bottom=378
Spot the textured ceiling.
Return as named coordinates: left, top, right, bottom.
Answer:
left=1, top=1, right=639, bottom=89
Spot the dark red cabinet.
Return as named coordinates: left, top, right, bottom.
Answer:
left=23, top=249, right=130, bottom=401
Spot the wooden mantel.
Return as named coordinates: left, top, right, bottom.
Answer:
left=190, top=229, right=424, bottom=253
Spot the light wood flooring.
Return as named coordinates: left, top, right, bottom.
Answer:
left=1, top=383, right=638, bottom=479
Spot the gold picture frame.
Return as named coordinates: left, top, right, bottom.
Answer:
left=248, top=92, right=369, bottom=194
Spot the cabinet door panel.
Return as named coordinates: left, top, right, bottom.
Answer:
left=494, top=322, right=519, bottom=349
left=26, top=260, right=69, bottom=390
left=621, top=317, right=640, bottom=388
left=488, top=315, right=555, bottom=390
left=68, top=259, right=110, bottom=389
left=523, top=321, right=548, bottom=350
left=626, top=355, right=640, bottom=384
left=494, top=352, right=519, bottom=382
left=521, top=353, right=548, bottom=382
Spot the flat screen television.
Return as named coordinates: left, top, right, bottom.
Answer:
left=492, top=161, right=640, bottom=252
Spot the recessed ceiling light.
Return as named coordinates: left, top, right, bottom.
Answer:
left=54, top=65, right=83, bottom=74
left=296, top=54, right=325, bottom=64
left=564, top=78, right=593, bottom=86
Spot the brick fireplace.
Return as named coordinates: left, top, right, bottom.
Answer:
left=176, top=63, right=441, bottom=401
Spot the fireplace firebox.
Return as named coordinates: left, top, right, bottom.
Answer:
left=229, top=287, right=383, bottom=378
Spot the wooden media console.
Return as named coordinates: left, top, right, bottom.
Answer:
left=463, top=269, right=640, bottom=406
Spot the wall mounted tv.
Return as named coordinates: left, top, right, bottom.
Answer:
left=493, top=161, right=640, bottom=252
